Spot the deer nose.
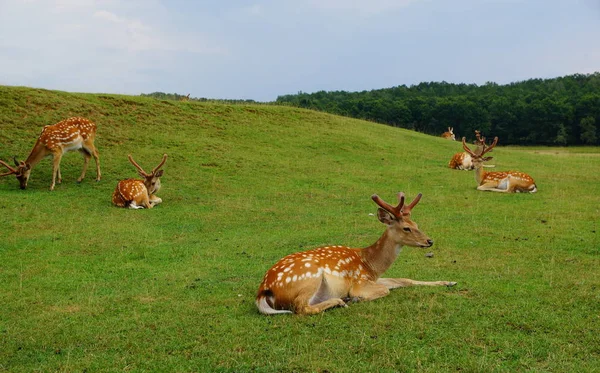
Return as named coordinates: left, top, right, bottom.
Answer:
left=426, top=239, right=434, bottom=247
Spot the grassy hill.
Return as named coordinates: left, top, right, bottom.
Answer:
left=0, top=86, right=599, bottom=372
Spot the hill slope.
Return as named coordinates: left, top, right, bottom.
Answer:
left=0, top=86, right=599, bottom=372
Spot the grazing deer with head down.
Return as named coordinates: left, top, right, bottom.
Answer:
left=441, top=127, right=456, bottom=140
left=462, top=137, right=537, bottom=193
left=256, top=193, right=456, bottom=315
left=0, top=117, right=101, bottom=190
left=448, top=131, right=495, bottom=170
left=112, top=154, right=167, bottom=209
left=180, top=94, right=190, bottom=102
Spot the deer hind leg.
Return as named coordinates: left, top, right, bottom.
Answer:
left=128, top=201, right=145, bottom=209
left=294, top=277, right=347, bottom=315
left=377, top=278, right=457, bottom=288
left=297, top=298, right=347, bottom=315
left=82, top=139, right=101, bottom=182
left=77, top=148, right=91, bottom=183
left=477, top=179, right=510, bottom=192
left=57, top=164, right=62, bottom=184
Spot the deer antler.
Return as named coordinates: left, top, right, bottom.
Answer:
left=402, top=193, right=422, bottom=216
left=0, top=160, right=17, bottom=177
left=463, top=136, right=498, bottom=158
left=372, top=193, right=404, bottom=218
left=372, top=192, right=422, bottom=218
left=152, top=154, right=168, bottom=174
left=474, top=130, right=484, bottom=145
left=128, top=154, right=150, bottom=177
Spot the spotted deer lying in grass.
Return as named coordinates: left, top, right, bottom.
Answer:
left=256, top=193, right=456, bottom=315
left=441, top=127, right=456, bottom=140
left=462, top=137, right=537, bottom=193
left=0, top=117, right=101, bottom=190
left=448, top=131, right=495, bottom=170
left=112, top=154, right=167, bottom=209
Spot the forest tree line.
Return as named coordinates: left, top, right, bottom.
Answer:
left=275, top=73, right=600, bottom=145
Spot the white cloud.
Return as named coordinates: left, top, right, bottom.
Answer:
left=93, top=9, right=121, bottom=23
left=305, top=0, right=419, bottom=15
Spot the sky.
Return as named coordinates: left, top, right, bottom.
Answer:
left=0, top=0, right=599, bottom=102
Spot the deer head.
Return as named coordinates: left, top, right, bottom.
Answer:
left=127, top=154, right=167, bottom=195
left=463, top=136, right=497, bottom=165
left=371, top=192, right=433, bottom=248
left=0, top=157, right=31, bottom=189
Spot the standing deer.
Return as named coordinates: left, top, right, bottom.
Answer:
left=112, top=154, right=167, bottom=209
left=448, top=131, right=495, bottom=170
left=462, top=137, right=537, bottom=193
left=256, top=193, right=456, bottom=315
left=441, top=127, right=456, bottom=140
left=0, top=117, right=101, bottom=190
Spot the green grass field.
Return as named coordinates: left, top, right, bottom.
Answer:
left=1, top=86, right=599, bottom=372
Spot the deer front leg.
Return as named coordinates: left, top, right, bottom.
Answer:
left=57, top=164, right=62, bottom=184
left=149, top=195, right=162, bottom=205
left=377, top=278, right=457, bottom=288
left=141, top=193, right=154, bottom=209
left=50, top=152, right=64, bottom=191
left=348, top=281, right=391, bottom=302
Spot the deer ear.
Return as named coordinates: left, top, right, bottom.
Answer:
left=377, top=208, right=396, bottom=225
left=25, top=163, right=31, bottom=170
left=482, top=156, right=493, bottom=161
left=155, top=170, right=164, bottom=177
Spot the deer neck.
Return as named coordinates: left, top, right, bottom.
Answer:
left=473, top=161, right=486, bottom=185
left=24, top=141, right=49, bottom=168
left=361, top=229, right=401, bottom=279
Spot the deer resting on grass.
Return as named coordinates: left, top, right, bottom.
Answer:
left=448, top=131, right=495, bottom=170
left=112, top=154, right=167, bottom=209
left=256, top=192, right=456, bottom=315
left=462, top=137, right=537, bottom=193
left=441, top=127, right=456, bottom=140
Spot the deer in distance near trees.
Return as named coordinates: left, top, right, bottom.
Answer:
left=112, top=154, right=168, bottom=209
left=462, top=137, right=537, bottom=193
left=256, top=192, right=456, bottom=315
left=441, top=127, right=456, bottom=140
left=0, top=117, right=101, bottom=190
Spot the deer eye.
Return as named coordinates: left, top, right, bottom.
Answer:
left=403, top=227, right=412, bottom=232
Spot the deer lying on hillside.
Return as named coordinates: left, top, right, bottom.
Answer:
left=0, top=117, right=101, bottom=190
left=112, top=154, right=167, bottom=209
left=462, top=137, right=537, bottom=193
left=448, top=131, right=495, bottom=170
left=441, top=127, right=456, bottom=140
left=256, top=193, right=456, bottom=315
